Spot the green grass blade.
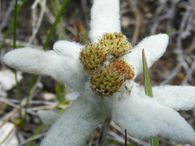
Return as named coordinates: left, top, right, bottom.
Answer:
left=13, top=0, right=18, bottom=49
left=150, top=136, right=160, bottom=146
left=43, top=0, right=69, bottom=49
left=142, top=50, right=153, bottom=97
left=50, top=0, right=67, bottom=40
left=0, top=0, right=26, bottom=50
left=142, top=49, right=159, bottom=146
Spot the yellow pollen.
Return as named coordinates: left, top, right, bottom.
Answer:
left=99, top=33, right=132, bottom=57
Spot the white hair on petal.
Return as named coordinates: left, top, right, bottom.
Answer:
left=123, top=34, right=169, bottom=77
left=89, top=0, right=121, bottom=42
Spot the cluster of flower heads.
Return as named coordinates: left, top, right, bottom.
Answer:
left=80, top=33, right=134, bottom=96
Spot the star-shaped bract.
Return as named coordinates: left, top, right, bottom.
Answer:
left=3, top=0, right=195, bottom=145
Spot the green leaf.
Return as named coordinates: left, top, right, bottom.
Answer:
left=142, top=50, right=160, bottom=146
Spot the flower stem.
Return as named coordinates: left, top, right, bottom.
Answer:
left=142, top=50, right=160, bottom=146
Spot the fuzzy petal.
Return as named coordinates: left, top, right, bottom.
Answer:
left=111, top=92, right=195, bottom=144
left=53, top=40, right=83, bottom=59
left=41, top=97, right=107, bottom=146
left=135, top=84, right=195, bottom=111
left=123, top=34, right=169, bottom=77
left=89, top=0, right=121, bottom=42
left=3, top=48, right=61, bottom=76
left=38, top=110, right=61, bottom=126
left=3, top=42, right=85, bottom=90
left=152, top=85, right=195, bottom=111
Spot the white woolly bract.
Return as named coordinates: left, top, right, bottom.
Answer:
left=136, top=84, right=195, bottom=111
left=111, top=86, right=195, bottom=144
left=123, top=34, right=169, bottom=77
left=53, top=40, right=83, bottom=59
left=152, top=85, right=195, bottom=111
left=38, top=110, right=61, bottom=126
left=89, top=0, right=121, bottom=42
left=3, top=45, right=85, bottom=91
left=41, top=97, right=107, bottom=146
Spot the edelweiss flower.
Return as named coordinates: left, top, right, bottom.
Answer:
left=3, top=0, right=195, bottom=145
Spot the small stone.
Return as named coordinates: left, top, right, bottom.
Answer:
left=0, top=69, right=22, bottom=91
